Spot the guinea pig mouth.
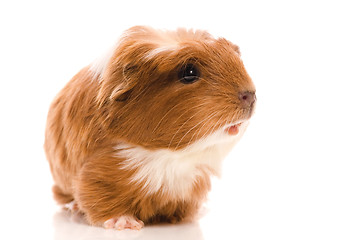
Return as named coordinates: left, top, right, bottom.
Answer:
left=224, top=123, right=242, bottom=135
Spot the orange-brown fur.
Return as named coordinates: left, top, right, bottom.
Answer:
left=44, top=26, right=255, bottom=226
left=74, top=150, right=211, bottom=224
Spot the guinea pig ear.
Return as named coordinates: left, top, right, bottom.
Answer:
left=231, top=43, right=241, bottom=55
left=218, top=38, right=241, bottom=55
left=109, top=65, right=138, bottom=102
left=96, top=64, right=138, bottom=105
left=96, top=26, right=156, bottom=105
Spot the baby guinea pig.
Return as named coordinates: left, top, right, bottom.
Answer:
left=44, top=26, right=256, bottom=230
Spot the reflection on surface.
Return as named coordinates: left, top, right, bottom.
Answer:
left=53, top=210, right=205, bottom=240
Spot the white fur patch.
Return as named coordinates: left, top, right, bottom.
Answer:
left=143, top=46, right=177, bottom=60
left=115, top=122, right=249, bottom=200
left=89, top=41, right=119, bottom=78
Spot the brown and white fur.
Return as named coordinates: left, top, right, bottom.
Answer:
left=44, top=26, right=256, bottom=230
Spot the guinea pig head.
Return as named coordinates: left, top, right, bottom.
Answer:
left=97, top=26, right=256, bottom=150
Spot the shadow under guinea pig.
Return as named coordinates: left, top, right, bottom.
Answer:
left=53, top=209, right=205, bottom=240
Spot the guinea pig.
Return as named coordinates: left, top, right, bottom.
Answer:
left=44, top=26, right=256, bottom=230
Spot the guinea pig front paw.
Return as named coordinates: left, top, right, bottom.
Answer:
left=103, top=215, right=144, bottom=230
left=64, top=200, right=79, bottom=213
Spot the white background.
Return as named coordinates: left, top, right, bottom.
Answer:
left=1, top=0, right=360, bottom=239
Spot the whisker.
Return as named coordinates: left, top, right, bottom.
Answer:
left=167, top=101, right=215, bottom=148
left=198, top=113, right=224, bottom=142
left=152, top=101, right=183, bottom=133
left=168, top=113, right=197, bottom=149
left=185, top=112, right=219, bottom=149
left=175, top=111, right=219, bottom=150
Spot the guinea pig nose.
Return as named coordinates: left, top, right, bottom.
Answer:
left=238, top=91, right=256, bottom=108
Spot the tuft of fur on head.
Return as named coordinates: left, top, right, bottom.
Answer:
left=44, top=25, right=256, bottom=227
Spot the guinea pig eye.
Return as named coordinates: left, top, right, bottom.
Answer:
left=179, top=64, right=200, bottom=84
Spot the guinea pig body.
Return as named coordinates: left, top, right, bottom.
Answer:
left=44, top=26, right=256, bottom=230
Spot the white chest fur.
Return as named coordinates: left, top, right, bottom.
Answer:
left=115, top=122, right=248, bottom=200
